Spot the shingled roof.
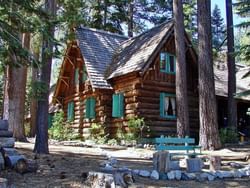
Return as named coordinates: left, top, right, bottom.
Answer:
left=76, top=27, right=127, bottom=89
left=106, top=20, right=174, bottom=79
left=214, top=62, right=250, bottom=101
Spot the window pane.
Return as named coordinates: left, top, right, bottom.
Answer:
left=160, top=53, right=166, bottom=70
left=169, top=55, right=175, bottom=73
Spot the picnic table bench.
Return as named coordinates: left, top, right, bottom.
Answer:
left=155, top=135, right=202, bottom=158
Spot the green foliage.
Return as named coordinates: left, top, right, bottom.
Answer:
left=107, top=138, right=118, bottom=146
left=89, top=123, right=108, bottom=144
left=183, top=0, right=197, bottom=41
left=219, top=128, right=239, bottom=144
left=234, top=0, right=250, bottom=63
left=48, top=111, right=77, bottom=141
left=211, top=4, right=226, bottom=50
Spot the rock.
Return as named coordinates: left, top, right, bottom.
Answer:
left=170, top=161, right=180, bottom=170
left=167, top=171, right=175, bottom=180
left=104, top=164, right=113, bottom=171
left=139, top=170, right=150, bottom=177
left=109, top=157, right=117, bottom=166
left=99, top=161, right=108, bottom=167
left=199, top=172, right=215, bottom=181
left=150, top=170, right=159, bottom=180
left=233, top=170, right=243, bottom=178
left=159, top=172, right=168, bottom=180
left=196, top=173, right=206, bottom=182
left=237, top=169, right=247, bottom=177
left=185, top=173, right=196, bottom=180
left=215, top=171, right=233, bottom=179
left=181, top=172, right=190, bottom=181
left=174, top=170, right=182, bottom=180
left=245, top=170, right=250, bottom=176
left=229, top=162, right=244, bottom=169
left=132, top=169, right=139, bottom=175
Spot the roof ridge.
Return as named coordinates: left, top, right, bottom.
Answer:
left=120, top=19, right=173, bottom=45
left=78, top=25, right=128, bottom=39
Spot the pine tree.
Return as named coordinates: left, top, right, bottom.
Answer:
left=211, top=4, right=226, bottom=50
left=173, top=0, right=189, bottom=137
left=197, top=0, right=221, bottom=150
left=183, top=0, right=197, bottom=41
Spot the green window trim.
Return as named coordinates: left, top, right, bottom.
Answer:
left=160, top=92, right=176, bottom=119
left=112, top=93, right=124, bottom=118
left=82, top=65, right=88, bottom=82
left=74, top=68, right=79, bottom=85
left=67, top=101, right=74, bottom=121
left=85, top=97, right=96, bottom=119
left=160, top=52, right=176, bottom=74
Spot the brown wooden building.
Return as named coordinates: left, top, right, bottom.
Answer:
left=53, top=21, right=199, bottom=138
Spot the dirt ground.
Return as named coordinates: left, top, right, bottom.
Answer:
left=0, top=141, right=250, bottom=188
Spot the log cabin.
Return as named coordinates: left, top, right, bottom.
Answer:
left=214, top=62, right=250, bottom=137
left=53, top=20, right=199, bottom=139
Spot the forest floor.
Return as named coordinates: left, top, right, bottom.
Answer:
left=1, top=140, right=250, bottom=188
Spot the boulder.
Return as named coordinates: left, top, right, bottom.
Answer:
left=174, top=170, right=182, bottom=180
left=215, top=170, right=234, bottom=179
left=167, top=171, right=175, bottom=180
left=150, top=170, right=159, bottom=180
left=139, top=170, right=150, bottom=177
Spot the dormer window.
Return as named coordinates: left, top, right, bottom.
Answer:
left=160, top=52, right=176, bottom=74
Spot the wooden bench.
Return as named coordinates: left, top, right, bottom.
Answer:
left=155, top=135, right=202, bottom=158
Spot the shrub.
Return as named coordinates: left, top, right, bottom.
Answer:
left=49, top=111, right=77, bottom=141
left=219, top=128, right=239, bottom=144
left=127, top=117, right=150, bottom=140
left=89, top=123, right=108, bottom=144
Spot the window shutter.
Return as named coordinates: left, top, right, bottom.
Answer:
left=160, top=93, right=165, bottom=117
left=85, top=98, right=90, bottom=118
left=82, top=65, right=87, bottom=82
left=119, top=93, right=124, bottom=117
left=112, top=94, right=119, bottom=117
left=67, top=102, right=74, bottom=121
left=75, top=68, right=79, bottom=85
left=89, top=97, right=96, bottom=118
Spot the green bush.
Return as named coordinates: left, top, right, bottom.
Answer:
left=49, top=111, right=77, bottom=141
left=219, top=128, right=239, bottom=144
left=127, top=117, right=150, bottom=140
left=89, top=123, right=108, bottom=144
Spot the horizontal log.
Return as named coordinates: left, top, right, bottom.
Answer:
left=0, top=137, right=15, bottom=148
left=0, top=120, right=8, bottom=131
left=0, top=130, right=13, bottom=137
left=15, top=159, right=38, bottom=174
left=5, top=155, right=26, bottom=168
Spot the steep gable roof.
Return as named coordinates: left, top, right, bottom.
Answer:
left=106, top=20, right=174, bottom=79
left=76, top=27, right=127, bottom=89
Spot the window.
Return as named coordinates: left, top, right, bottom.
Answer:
left=160, top=93, right=176, bottom=119
left=112, top=93, right=124, bottom=118
left=82, top=65, right=88, bottom=82
left=85, top=97, right=96, bottom=119
left=67, top=101, right=74, bottom=121
left=74, top=68, right=79, bottom=85
left=160, top=52, right=176, bottom=74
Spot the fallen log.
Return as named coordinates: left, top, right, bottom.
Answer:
left=5, top=155, right=25, bottom=168
left=0, top=130, right=13, bottom=137
left=0, top=120, right=8, bottom=131
left=1, top=148, right=19, bottom=157
left=15, top=159, right=38, bottom=174
left=0, top=137, right=15, bottom=148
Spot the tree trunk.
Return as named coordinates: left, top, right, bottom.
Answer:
left=33, top=0, right=56, bottom=154
left=3, top=67, right=10, bottom=120
left=29, top=60, right=39, bottom=137
left=128, top=1, right=134, bottom=37
left=173, top=0, right=189, bottom=137
left=7, top=33, right=30, bottom=141
left=226, top=0, right=237, bottom=129
left=197, top=0, right=221, bottom=150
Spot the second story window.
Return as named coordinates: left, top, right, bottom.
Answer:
left=160, top=52, right=176, bottom=74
